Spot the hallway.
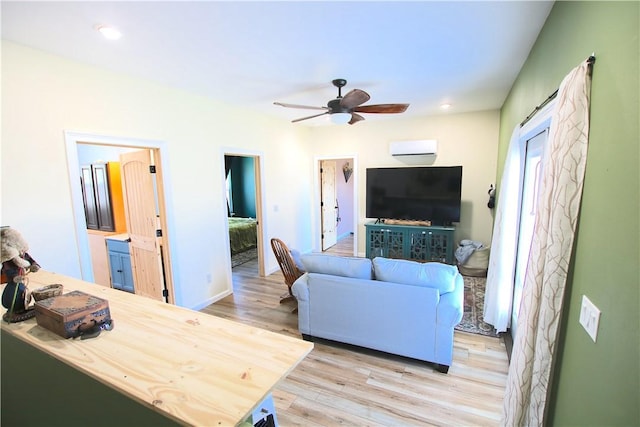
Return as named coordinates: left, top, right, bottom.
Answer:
left=322, top=233, right=354, bottom=257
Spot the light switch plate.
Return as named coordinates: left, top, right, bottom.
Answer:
left=579, top=295, right=601, bottom=342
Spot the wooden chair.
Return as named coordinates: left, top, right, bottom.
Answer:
left=270, top=238, right=304, bottom=307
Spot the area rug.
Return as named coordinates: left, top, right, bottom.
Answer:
left=231, top=247, right=258, bottom=268
left=455, top=275, right=500, bottom=337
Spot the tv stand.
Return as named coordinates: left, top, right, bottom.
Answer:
left=365, top=221, right=455, bottom=264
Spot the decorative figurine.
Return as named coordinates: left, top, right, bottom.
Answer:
left=1, top=227, right=41, bottom=322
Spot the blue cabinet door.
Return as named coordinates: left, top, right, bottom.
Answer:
left=120, top=253, right=134, bottom=293
left=108, top=251, right=125, bottom=290
left=366, top=226, right=405, bottom=258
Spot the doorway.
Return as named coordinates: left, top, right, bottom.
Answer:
left=316, top=157, right=358, bottom=255
left=64, top=131, right=176, bottom=303
left=224, top=151, right=265, bottom=278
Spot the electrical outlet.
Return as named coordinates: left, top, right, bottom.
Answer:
left=579, top=295, right=601, bottom=342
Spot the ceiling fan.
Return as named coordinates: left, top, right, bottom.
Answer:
left=274, top=79, right=409, bottom=125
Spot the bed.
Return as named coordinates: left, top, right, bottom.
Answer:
left=228, top=217, right=257, bottom=255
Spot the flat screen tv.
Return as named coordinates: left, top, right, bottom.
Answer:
left=366, top=166, right=462, bottom=225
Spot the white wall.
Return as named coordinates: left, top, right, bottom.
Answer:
left=307, top=111, right=499, bottom=254
left=1, top=41, right=313, bottom=309
left=1, top=41, right=499, bottom=309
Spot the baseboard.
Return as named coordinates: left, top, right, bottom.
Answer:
left=266, top=265, right=280, bottom=275
left=189, top=289, right=232, bottom=311
left=337, top=231, right=353, bottom=240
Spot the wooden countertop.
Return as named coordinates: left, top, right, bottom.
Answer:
left=1, top=270, right=313, bottom=426
left=105, top=232, right=130, bottom=241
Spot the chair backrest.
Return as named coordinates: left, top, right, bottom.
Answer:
left=270, top=238, right=304, bottom=287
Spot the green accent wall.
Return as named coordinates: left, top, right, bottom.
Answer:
left=2, top=331, right=180, bottom=426
left=498, top=2, right=639, bottom=425
left=229, top=156, right=257, bottom=218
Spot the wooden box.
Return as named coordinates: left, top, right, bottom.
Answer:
left=34, top=290, right=111, bottom=338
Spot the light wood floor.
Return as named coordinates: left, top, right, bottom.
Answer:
left=202, top=236, right=509, bottom=426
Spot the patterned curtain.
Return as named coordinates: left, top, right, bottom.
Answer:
left=503, top=58, right=594, bottom=425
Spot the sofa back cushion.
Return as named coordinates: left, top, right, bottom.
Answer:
left=301, top=254, right=373, bottom=279
left=372, top=257, right=458, bottom=294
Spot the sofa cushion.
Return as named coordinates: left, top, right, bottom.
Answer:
left=372, top=257, right=458, bottom=294
left=301, top=254, right=373, bottom=279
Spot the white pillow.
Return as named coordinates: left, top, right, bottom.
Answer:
left=289, top=249, right=306, bottom=271
left=372, top=257, right=457, bottom=294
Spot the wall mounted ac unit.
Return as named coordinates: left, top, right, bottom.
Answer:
left=389, top=139, right=438, bottom=156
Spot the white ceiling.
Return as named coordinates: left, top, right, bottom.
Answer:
left=1, top=1, right=554, bottom=126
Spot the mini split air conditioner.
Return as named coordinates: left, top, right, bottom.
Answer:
left=389, top=139, right=438, bottom=157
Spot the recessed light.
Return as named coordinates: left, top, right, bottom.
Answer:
left=95, top=25, right=122, bottom=40
left=440, top=103, right=452, bottom=110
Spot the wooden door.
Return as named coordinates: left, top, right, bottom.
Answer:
left=251, top=156, right=265, bottom=277
left=120, top=150, right=166, bottom=301
left=321, top=160, right=338, bottom=250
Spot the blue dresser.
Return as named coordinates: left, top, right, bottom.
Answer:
left=106, top=237, right=135, bottom=293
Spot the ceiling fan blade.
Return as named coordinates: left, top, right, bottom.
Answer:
left=291, top=111, right=329, bottom=123
left=349, top=113, right=365, bottom=125
left=340, top=89, right=371, bottom=109
left=274, top=101, right=328, bottom=111
left=353, top=103, right=410, bottom=114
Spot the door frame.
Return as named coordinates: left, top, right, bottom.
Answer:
left=64, top=131, right=177, bottom=303
left=314, top=155, right=359, bottom=256
left=511, top=127, right=548, bottom=339
left=221, top=147, right=266, bottom=278
left=508, top=102, right=554, bottom=339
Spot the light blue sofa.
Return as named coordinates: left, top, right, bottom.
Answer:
left=292, top=254, right=464, bottom=373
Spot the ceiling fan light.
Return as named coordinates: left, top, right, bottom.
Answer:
left=330, top=112, right=352, bottom=125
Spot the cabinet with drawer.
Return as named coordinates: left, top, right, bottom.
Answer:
left=106, top=238, right=135, bottom=293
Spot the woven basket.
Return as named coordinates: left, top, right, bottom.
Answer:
left=458, top=247, right=490, bottom=277
left=458, top=264, right=488, bottom=277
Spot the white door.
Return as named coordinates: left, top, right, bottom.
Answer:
left=511, top=129, right=548, bottom=339
left=120, top=149, right=167, bottom=302
left=321, top=160, right=338, bottom=250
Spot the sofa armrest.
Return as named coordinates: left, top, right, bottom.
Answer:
left=292, top=273, right=309, bottom=301
left=292, top=273, right=310, bottom=334
left=436, top=273, right=464, bottom=327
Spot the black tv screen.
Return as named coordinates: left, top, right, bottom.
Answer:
left=366, top=166, right=462, bottom=224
